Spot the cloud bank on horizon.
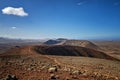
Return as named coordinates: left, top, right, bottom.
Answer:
left=2, top=7, right=28, bottom=17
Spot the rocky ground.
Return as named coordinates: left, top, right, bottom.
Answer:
left=0, top=46, right=120, bottom=80
left=0, top=55, right=95, bottom=80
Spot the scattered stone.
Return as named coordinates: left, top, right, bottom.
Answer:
left=71, top=75, right=78, bottom=79
left=12, top=75, right=18, bottom=80
left=55, top=75, right=60, bottom=79
left=50, top=74, right=56, bottom=79
left=27, top=67, right=33, bottom=71
left=63, top=67, right=71, bottom=72
left=5, top=75, right=18, bottom=80
left=52, top=64, right=61, bottom=69
left=48, top=67, right=57, bottom=73
left=82, top=73, right=87, bottom=76
left=6, top=75, right=12, bottom=80
left=41, top=65, right=46, bottom=70
left=72, top=70, right=82, bottom=75
left=65, top=77, right=70, bottom=80
left=115, top=77, right=119, bottom=80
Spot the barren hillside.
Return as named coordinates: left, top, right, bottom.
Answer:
left=35, top=45, right=118, bottom=61
left=44, top=39, right=100, bottom=51
left=92, top=41, right=120, bottom=59
left=0, top=45, right=120, bottom=80
left=63, top=40, right=100, bottom=50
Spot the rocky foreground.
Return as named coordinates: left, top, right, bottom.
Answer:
left=0, top=46, right=120, bottom=80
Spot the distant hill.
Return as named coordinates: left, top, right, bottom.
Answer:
left=56, top=38, right=68, bottom=41
left=0, top=37, right=42, bottom=43
left=63, top=40, right=100, bottom=50
left=0, top=37, right=24, bottom=43
left=0, top=37, right=43, bottom=54
left=43, top=39, right=62, bottom=45
left=44, top=39, right=100, bottom=50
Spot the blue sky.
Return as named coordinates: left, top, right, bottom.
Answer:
left=0, top=0, right=120, bottom=39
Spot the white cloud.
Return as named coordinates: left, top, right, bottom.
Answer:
left=77, top=1, right=86, bottom=6
left=2, top=7, right=28, bottom=17
left=11, top=27, right=16, bottom=29
left=77, top=2, right=83, bottom=5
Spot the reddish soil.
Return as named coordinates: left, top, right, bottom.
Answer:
left=0, top=46, right=120, bottom=80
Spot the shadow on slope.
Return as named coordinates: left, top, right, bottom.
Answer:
left=35, top=45, right=119, bottom=61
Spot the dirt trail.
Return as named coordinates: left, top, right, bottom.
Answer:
left=27, top=46, right=78, bottom=70
left=28, top=46, right=61, bottom=65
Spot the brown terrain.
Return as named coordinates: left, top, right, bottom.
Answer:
left=62, top=40, right=100, bottom=50
left=92, top=41, right=120, bottom=59
left=0, top=40, right=120, bottom=80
